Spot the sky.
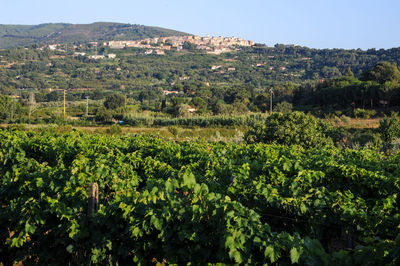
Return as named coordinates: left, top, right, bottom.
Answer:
left=2, top=0, right=400, bottom=49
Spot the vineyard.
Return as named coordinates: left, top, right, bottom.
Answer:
left=1, top=129, right=400, bottom=265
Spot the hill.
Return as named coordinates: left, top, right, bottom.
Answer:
left=0, top=22, right=189, bottom=48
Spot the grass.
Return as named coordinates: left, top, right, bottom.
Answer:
left=332, top=117, right=382, bottom=129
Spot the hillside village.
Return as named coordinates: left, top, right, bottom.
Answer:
left=106, top=35, right=254, bottom=55
left=46, top=35, right=255, bottom=58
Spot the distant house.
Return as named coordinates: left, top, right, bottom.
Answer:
left=88, top=55, right=105, bottom=60
left=163, top=90, right=179, bottom=95
left=155, top=50, right=165, bottom=55
left=108, top=41, right=125, bottom=49
left=228, top=67, right=236, bottom=71
left=48, top=44, right=58, bottom=50
left=74, top=52, right=86, bottom=56
left=187, top=106, right=197, bottom=113
left=107, top=53, right=117, bottom=59
left=211, top=65, right=221, bottom=70
left=145, top=49, right=153, bottom=55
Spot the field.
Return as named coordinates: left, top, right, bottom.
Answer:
left=1, top=129, right=399, bottom=264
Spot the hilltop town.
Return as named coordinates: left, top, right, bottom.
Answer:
left=105, top=35, right=255, bottom=55
left=45, top=35, right=255, bottom=58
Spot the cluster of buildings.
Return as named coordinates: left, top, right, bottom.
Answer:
left=44, top=35, right=254, bottom=58
left=105, top=35, right=254, bottom=55
left=43, top=35, right=254, bottom=60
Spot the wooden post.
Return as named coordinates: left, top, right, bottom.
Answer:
left=88, top=182, right=99, bottom=215
left=63, top=90, right=66, bottom=120
left=269, top=87, right=274, bottom=114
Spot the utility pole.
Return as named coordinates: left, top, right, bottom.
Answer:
left=269, top=87, right=274, bottom=114
left=28, top=92, right=36, bottom=122
left=85, top=96, right=89, bottom=117
left=63, top=90, right=66, bottom=120
left=10, top=98, right=14, bottom=122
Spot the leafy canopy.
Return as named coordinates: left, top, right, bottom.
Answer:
left=361, top=61, right=400, bottom=84
left=104, top=93, right=125, bottom=110
left=245, top=111, right=333, bottom=148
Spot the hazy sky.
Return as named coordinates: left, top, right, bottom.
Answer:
left=2, top=0, right=399, bottom=49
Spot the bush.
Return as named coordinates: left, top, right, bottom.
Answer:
left=106, top=124, right=123, bottom=135
left=379, top=112, right=400, bottom=143
left=104, top=93, right=125, bottom=110
left=55, top=125, right=74, bottom=133
left=352, top=131, right=383, bottom=148
left=95, top=106, right=113, bottom=123
left=168, top=125, right=180, bottom=138
left=353, top=108, right=376, bottom=119
left=340, top=115, right=351, bottom=123
left=244, top=111, right=333, bottom=148
left=274, top=101, right=293, bottom=114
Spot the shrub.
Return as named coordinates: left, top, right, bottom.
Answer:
left=95, top=106, right=113, bottom=123
left=244, top=111, right=333, bottom=148
left=168, top=125, right=180, bottom=138
left=104, top=93, right=125, bottom=110
left=106, top=124, right=123, bottom=135
left=354, top=108, right=376, bottom=119
left=274, top=101, right=293, bottom=114
left=55, top=125, right=74, bottom=133
left=379, top=112, right=400, bottom=143
left=6, top=124, right=27, bottom=131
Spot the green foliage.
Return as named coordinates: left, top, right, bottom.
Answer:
left=1, top=43, right=400, bottom=119
left=353, top=108, right=376, bottom=119
left=244, top=111, right=333, bottom=148
left=274, top=101, right=293, bottom=114
left=55, top=124, right=74, bottom=133
left=0, top=131, right=399, bottom=264
left=104, top=93, right=125, bottom=110
left=191, top=97, right=208, bottom=113
left=361, top=61, right=400, bottom=84
left=124, top=113, right=268, bottom=127
left=167, top=125, right=180, bottom=138
left=106, top=124, right=123, bottom=135
left=95, top=106, right=113, bottom=123
left=254, top=93, right=269, bottom=112
left=0, top=95, right=22, bottom=122
left=379, top=112, right=400, bottom=143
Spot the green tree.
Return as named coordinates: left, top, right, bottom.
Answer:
left=104, top=93, right=125, bottom=110
left=170, top=97, right=186, bottom=107
left=345, top=67, right=354, bottom=77
left=379, top=112, right=400, bottom=143
left=95, top=106, right=113, bottom=122
left=274, top=101, right=293, bottom=114
left=191, top=97, right=208, bottom=113
left=0, top=95, right=19, bottom=121
left=254, top=93, right=269, bottom=112
left=244, top=111, right=333, bottom=148
left=361, top=62, right=400, bottom=84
